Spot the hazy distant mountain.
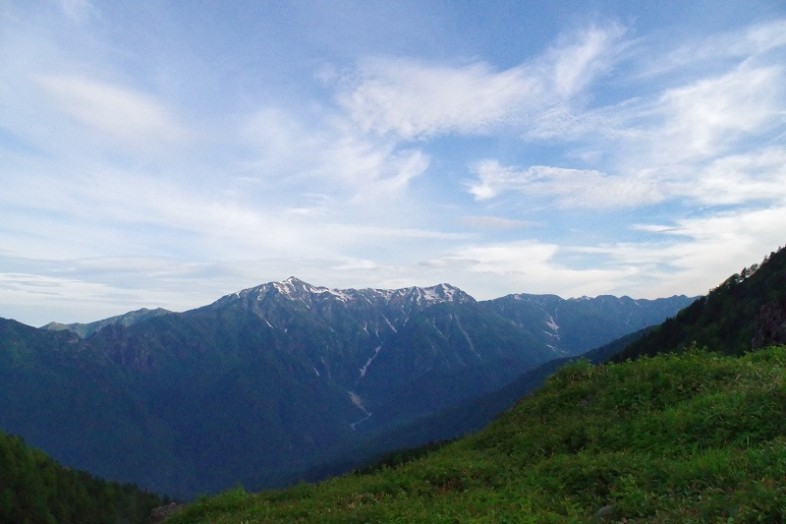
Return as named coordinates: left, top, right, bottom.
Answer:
left=0, top=277, right=692, bottom=498
left=41, top=307, right=171, bottom=338
left=486, top=292, right=695, bottom=356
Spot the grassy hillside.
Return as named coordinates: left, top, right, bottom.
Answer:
left=166, top=346, right=786, bottom=523
left=0, top=431, right=164, bottom=524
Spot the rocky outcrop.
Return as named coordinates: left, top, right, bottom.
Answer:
left=752, top=300, right=786, bottom=349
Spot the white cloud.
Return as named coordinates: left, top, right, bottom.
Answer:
left=461, top=216, right=535, bottom=230
left=580, top=205, right=786, bottom=297
left=428, top=241, right=636, bottom=298
left=37, top=74, right=188, bottom=151
left=240, top=107, right=322, bottom=175
left=548, top=23, right=628, bottom=97
left=640, top=19, right=786, bottom=78
left=331, top=258, right=378, bottom=271
left=336, top=24, right=627, bottom=140
left=0, top=271, right=181, bottom=325
left=650, top=64, right=783, bottom=163
left=241, top=106, right=430, bottom=200
left=519, top=60, right=776, bottom=149
left=3, top=7, right=786, bottom=325
left=684, top=147, right=786, bottom=205
left=422, top=203, right=786, bottom=301
left=338, top=58, right=542, bottom=139
left=435, top=241, right=559, bottom=274
left=468, top=57, right=785, bottom=210
left=643, top=206, right=786, bottom=247
left=467, top=160, right=661, bottom=208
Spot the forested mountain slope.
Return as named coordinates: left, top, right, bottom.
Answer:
left=616, top=245, right=786, bottom=360
left=0, top=431, right=164, bottom=524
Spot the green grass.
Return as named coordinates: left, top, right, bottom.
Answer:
left=166, top=346, right=786, bottom=523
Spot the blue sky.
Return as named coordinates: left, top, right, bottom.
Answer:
left=2, top=1, right=786, bottom=325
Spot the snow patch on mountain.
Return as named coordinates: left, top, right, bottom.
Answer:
left=359, top=345, right=382, bottom=379
left=348, top=390, right=365, bottom=410
left=347, top=390, right=373, bottom=430
left=214, top=278, right=476, bottom=313
left=454, top=315, right=481, bottom=361
left=382, top=315, right=397, bottom=333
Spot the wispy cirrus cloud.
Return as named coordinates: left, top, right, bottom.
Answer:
left=639, top=19, right=786, bottom=79
left=460, top=216, right=535, bottom=230
left=466, top=143, right=786, bottom=212
left=240, top=106, right=430, bottom=201
left=422, top=203, right=786, bottom=301
left=647, top=64, right=783, bottom=164
left=466, top=61, right=785, bottom=210
left=337, top=58, right=543, bottom=139
left=681, top=147, right=786, bottom=205
left=547, top=23, right=629, bottom=97
left=467, top=160, right=662, bottom=208
left=336, top=24, right=628, bottom=140
left=37, top=74, right=189, bottom=152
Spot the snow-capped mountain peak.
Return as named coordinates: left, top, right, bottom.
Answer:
left=213, top=278, right=475, bottom=310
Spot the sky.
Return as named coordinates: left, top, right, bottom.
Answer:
left=2, top=1, right=786, bottom=326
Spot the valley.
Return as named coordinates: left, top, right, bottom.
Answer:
left=0, top=278, right=692, bottom=499
left=2, top=246, right=786, bottom=523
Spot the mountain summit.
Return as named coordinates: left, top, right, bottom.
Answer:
left=4, top=279, right=691, bottom=498
left=211, top=277, right=474, bottom=312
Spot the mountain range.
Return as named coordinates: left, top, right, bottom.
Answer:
left=0, top=277, right=693, bottom=498
left=164, top=244, right=786, bottom=523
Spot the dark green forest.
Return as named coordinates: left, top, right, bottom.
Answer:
left=0, top=431, right=164, bottom=524
left=616, top=246, right=786, bottom=360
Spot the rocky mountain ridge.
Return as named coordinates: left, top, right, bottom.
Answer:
left=4, top=279, right=693, bottom=497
